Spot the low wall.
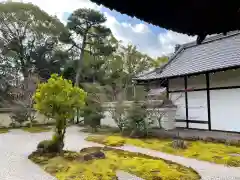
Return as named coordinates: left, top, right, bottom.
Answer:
left=0, top=100, right=166, bottom=128
left=0, top=108, right=55, bottom=128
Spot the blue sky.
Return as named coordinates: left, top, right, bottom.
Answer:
left=99, top=7, right=167, bottom=35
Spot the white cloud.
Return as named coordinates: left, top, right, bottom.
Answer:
left=104, top=12, right=196, bottom=58
left=6, top=0, right=196, bottom=58
left=158, top=31, right=196, bottom=56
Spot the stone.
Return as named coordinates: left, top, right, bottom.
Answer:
left=83, top=151, right=106, bottom=161
left=171, top=139, right=188, bottom=149
left=229, top=153, right=240, bottom=157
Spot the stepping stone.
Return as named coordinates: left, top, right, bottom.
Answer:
left=116, top=170, right=143, bottom=180
left=229, top=153, right=240, bottom=157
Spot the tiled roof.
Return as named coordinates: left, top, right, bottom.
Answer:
left=137, top=31, right=240, bottom=80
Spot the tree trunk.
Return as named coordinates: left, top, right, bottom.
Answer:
left=75, top=34, right=87, bottom=124
left=75, top=34, right=87, bottom=87
left=56, top=126, right=66, bottom=153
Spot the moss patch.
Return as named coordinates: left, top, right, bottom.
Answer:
left=29, top=147, right=200, bottom=180
left=86, top=135, right=240, bottom=167
left=22, top=126, right=52, bottom=133
left=86, top=135, right=125, bottom=146
left=0, top=128, right=9, bottom=134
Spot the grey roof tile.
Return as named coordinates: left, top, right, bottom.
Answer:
left=137, top=31, right=240, bottom=80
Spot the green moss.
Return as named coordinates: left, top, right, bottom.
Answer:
left=22, top=126, right=52, bottom=133
left=29, top=147, right=200, bottom=180
left=86, top=135, right=240, bottom=167
left=86, top=135, right=125, bottom=146
left=0, top=128, right=9, bottom=134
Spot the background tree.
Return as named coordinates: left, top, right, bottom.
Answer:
left=9, top=73, right=40, bottom=128
left=31, top=45, right=70, bottom=80
left=0, top=2, right=67, bottom=81
left=63, top=8, right=114, bottom=86
left=103, top=43, right=154, bottom=101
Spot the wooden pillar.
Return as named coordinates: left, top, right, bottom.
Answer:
left=206, top=73, right=212, bottom=130
left=184, top=76, right=189, bottom=128
left=166, top=79, right=169, bottom=98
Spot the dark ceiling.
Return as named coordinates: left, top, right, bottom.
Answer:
left=91, top=0, right=240, bottom=43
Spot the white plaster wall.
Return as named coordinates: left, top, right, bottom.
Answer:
left=168, top=69, right=240, bottom=132
left=187, top=91, right=208, bottom=121
left=169, top=77, right=185, bottom=91
left=169, top=92, right=186, bottom=120
left=101, top=110, right=118, bottom=127
left=210, top=69, right=240, bottom=88
left=176, top=122, right=187, bottom=128
left=189, top=123, right=208, bottom=129
left=210, top=89, right=240, bottom=132
left=187, top=74, right=206, bottom=89
left=149, top=82, right=161, bottom=89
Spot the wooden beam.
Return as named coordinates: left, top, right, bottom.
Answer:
left=168, top=85, right=240, bottom=93
left=176, top=119, right=208, bottom=124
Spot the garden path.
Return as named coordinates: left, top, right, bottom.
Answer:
left=0, top=126, right=239, bottom=180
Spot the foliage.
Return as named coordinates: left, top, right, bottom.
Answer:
left=9, top=74, right=40, bottom=128
left=63, top=52, right=106, bottom=85
left=109, top=86, right=148, bottom=135
left=10, top=106, right=30, bottom=126
left=102, top=43, right=155, bottom=101
left=151, top=56, right=169, bottom=68
left=110, top=101, right=128, bottom=132
left=125, top=100, right=148, bottom=137
left=80, top=83, right=104, bottom=132
left=86, top=134, right=240, bottom=167
left=63, top=8, right=114, bottom=86
left=0, top=2, right=67, bottom=79
left=33, top=74, right=86, bottom=152
left=37, top=139, right=60, bottom=153
left=34, top=74, right=86, bottom=119
left=29, top=146, right=200, bottom=180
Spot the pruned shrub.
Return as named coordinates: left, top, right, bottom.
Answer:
left=126, top=100, right=148, bottom=137
left=111, top=101, right=128, bottom=133
left=37, top=140, right=53, bottom=153
left=10, top=106, right=35, bottom=127
left=37, top=138, right=61, bottom=154
left=81, top=83, right=104, bottom=132
left=10, top=108, right=28, bottom=126
left=33, top=74, right=86, bottom=153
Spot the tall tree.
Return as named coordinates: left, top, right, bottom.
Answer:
left=104, top=43, right=154, bottom=101
left=0, top=2, right=67, bottom=80
left=63, top=8, right=114, bottom=86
